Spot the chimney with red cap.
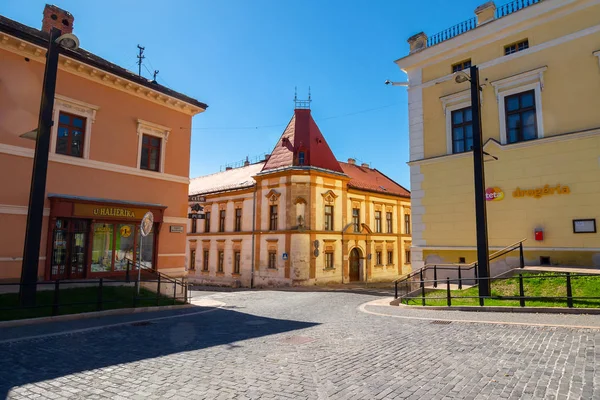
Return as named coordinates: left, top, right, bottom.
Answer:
left=42, top=4, right=74, bottom=34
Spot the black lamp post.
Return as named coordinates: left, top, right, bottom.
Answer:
left=20, top=27, right=79, bottom=306
left=459, top=65, right=491, bottom=296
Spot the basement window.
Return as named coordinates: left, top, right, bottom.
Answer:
left=540, top=256, right=551, bottom=266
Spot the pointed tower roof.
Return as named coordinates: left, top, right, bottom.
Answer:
left=262, top=109, right=344, bottom=174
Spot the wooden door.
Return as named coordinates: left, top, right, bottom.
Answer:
left=349, top=248, right=361, bottom=282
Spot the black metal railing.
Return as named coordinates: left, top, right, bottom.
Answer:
left=426, top=0, right=544, bottom=48
left=394, top=239, right=526, bottom=299
left=0, top=269, right=189, bottom=321
left=398, top=272, right=600, bottom=309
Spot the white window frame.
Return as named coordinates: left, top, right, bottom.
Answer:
left=137, top=119, right=170, bottom=173
left=491, top=66, right=547, bottom=145
left=441, top=90, right=473, bottom=155
left=51, top=95, right=99, bottom=159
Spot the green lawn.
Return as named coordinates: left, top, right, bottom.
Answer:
left=403, top=273, right=600, bottom=308
left=0, top=285, right=186, bottom=321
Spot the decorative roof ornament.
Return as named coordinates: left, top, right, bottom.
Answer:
left=294, top=86, right=311, bottom=110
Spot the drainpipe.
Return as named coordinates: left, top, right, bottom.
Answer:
left=250, top=184, right=257, bottom=289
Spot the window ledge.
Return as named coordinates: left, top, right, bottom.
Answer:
left=374, top=264, right=385, bottom=268
left=200, top=270, right=210, bottom=274
left=232, top=273, right=241, bottom=277
left=386, top=264, right=395, bottom=267
left=322, top=267, right=336, bottom=272
left=266, top=267, right=278, bottom=270
left=216, top=272, right=225, bottom=276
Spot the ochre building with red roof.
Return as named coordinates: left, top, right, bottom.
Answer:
left=187, top=106, right=411, bottom=287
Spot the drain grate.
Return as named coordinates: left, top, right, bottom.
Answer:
left=131, top=321, right=154, bottom=327
left=430, top=320, right=452, bottom=325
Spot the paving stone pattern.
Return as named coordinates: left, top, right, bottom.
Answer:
left=1, top=290, right=599, bottom=399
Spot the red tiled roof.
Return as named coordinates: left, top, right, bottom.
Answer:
left=262, top=109, right=344, bottom=174
left=339, top=162, right=410, bottom=198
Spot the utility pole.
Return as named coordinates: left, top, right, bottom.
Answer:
left=137, top=44, right=145, bottom=77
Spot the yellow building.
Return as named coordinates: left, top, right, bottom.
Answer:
left=395, top=0, right=600, bottom=270
left=186, top=104, right=411, bottom=287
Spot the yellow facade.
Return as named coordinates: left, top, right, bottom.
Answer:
left=396, top=0, right=600, bottom=269
left=186, top=166, right=411, bottom=287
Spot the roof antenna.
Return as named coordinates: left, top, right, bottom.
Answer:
left=152, top=70, right=159, bottom=84
left=136, top=45, right=145, bottom=77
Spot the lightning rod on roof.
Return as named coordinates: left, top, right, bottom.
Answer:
left=294, top=86, right=311, bottom=110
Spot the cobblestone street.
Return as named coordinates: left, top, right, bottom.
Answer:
left=1, top=289, right=599, bottom=399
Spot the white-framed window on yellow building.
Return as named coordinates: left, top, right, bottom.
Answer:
left=451, top=107, right=473, bottom=154
left=452, top=59, right=471, bottom=73
left=352, top=208, right=360, bottom=232
left=504, top=90, right=537, bottom=144
left=324, top=205, right=334, bottom=231
left=376, top=251, right=382, bottom=266
left=325, top=252, right=334, bottom=269
left=404, top=214, right=411, bottom=234
left=374, top=211, right=382, bottom=233
left=504, top=39, right=528, bottom=56
left=387, top=250, right=393, bottom=266
left=386, top=212, right=393, bottom=233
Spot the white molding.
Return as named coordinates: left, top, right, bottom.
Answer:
left=495, top=81, right=545, bottom=145
left=0, top=256, right=46, bottom=262
left=444, top=98, right=472, bottom=155
left=0, top=204, right=50, bottom=216
left=418, top=245, right=600, bottom=252
left=136, top=119, right=170, bottom=173
left=440, top=90, right=471, bottom=115
left=396, top=0, right=598, bottom=71
left=0, top=143, right=189, bottom=184
left=490, top=66, right=547, bottom=96
left=52, top=94, right=99, bottom=159
left=407, top=69, right=424, bottom=161
left=158, top=253, right=186, bottom=257
left=164, top=216, right=189, bottom=224
left=416, top=21, right=600, bottom=90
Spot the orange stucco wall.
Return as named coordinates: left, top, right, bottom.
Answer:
left=0, top=47, right=197, bottom=280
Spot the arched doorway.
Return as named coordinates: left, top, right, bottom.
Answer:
left=349, top=248, right=362, bottom=282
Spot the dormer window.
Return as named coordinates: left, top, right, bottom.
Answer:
left=298, top=151, right=305, bottom=165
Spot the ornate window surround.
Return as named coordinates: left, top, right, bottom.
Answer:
left=137, top=119, right=171, bottom=173
left=50, top=94, right=99, bottom=159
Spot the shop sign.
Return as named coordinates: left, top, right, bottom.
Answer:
left=485, top=187, right=504, bottom=201
left=190, top=195, right=206, bottom=202
left=170, top=225, right=184, bottom=233
left=141, top=212, right=154, bottom=237
left=188, top=213, right=206, bottom=219
left=74, top=204, right=150, bottom=219
left=513, top=184, right=570, bottom=199
left=120, top=225, right=132, bottom=238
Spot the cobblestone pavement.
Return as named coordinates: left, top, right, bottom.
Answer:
left=1, top=289, right=599, bottom=399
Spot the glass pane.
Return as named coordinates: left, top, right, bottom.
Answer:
left=137, top=228, right=154, bottom=270
left=73, top=118, right=84, bottom=128
left=453, top=127, right=464, bottom=140
left=523, top=126, right=537, bottom=141
left=52, top=229, right=68, bottom=266
left=71, top=131, right=83, bottom=157
left=465, top=124, right=473, bottom=139
left=508, top=128, right=519, bottom=143
left=141, top=147, right=149, bottom=169
left=522, top=110, right=536, bottom=127
left=466, top=138, right=473, bottom=151
left=150, top=137, right=160, bottom=147
left=56, top=136, right=68, bottom=155
left=452, top=111, right=463, bottom=124
left=464, top=108, right=472, bottom=122
left=521, top=92, right=534, bottom=108
left=115, top=224, right=135, bottom=271
left=142, top=136, right=150, bottom=145
left=507, top=114, right=520, bottom=129
left=59, top=114, right=71, bottom=124
left=149, top=148, right=159, bottom=171
left=70, top=232, right=86, bottom=275
left=453, top=141, right=464, bottom=154
left=91, top=223, right=113, bottom=272
left=506, top=95, right=520, bottom=111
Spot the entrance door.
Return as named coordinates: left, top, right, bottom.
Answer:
left=50, top=219, right=88, bottom=280
left=349, top=248, right=361, bottom=282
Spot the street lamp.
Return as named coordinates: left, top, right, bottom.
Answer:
left=20, top=27, right=80, bottom=306
left=454, top=65, right=491, bottom=297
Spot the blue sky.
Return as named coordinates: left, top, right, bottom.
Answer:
left=1, top=0, right=485, bottom=188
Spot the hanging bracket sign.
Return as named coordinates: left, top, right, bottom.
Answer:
left=140, top=211, right=154, bottom=237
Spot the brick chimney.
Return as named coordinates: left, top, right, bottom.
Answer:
left=42, top=4, right=74, bottom=34
left=361, top=163, right=369, bottom=168
left=347, top=158, right=356, bottom=165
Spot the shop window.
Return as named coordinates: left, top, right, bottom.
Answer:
left=405, top=214, right=411, bottom=234
left=375, top=211, right=382, bottom=233
left=234, top=251, right=241, bottom=274
left=189, top=249, right=196, bottom=271
left=268, top=251, right=277, bottom=269
left=115, top=224, right=135, bottom=271
left=235, top=208, right=242, bottom=232
left=451, top=107, right=473, bottom=154
left=376, top=251, right=382, bottom=265
left=50, top=219, right=88, bottom=279
left=452, top=59, right=471, bottom=73
left=387, top=250, right=393, bottom=265
left=386, top=212, right=393, bottom=233
left=352, top=208, right=360, bottom=233
left=325, top=252, right=334, bottom=269
left=324, top=205, right=334, bottom=231
left=269, top=205, right=278, bottom=231
left=205, top=211, right=211, bottom=232
left=219, top=210, right=226, bottom=232
left=504, top=39, right=528, bottom=56
left=505, top=90, right=537, bottom=144
left=203, top=250, right=209, bottom=271
left=137, top=229, right=154, bottom=270
left=56, top=112, right=85, bottom=157
left=218, top=251, right=224, bottom=272
left=91, top=223, right=114, bottom=272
